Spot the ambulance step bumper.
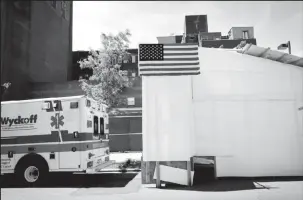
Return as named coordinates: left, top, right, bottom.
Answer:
left=85, top=160, right=115, bottom=174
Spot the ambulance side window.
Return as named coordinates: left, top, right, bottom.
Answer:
left=100, top=118, right=104, bottom=135
left=93, top=116, right=99, bottom=137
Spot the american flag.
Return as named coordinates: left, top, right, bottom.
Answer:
left=138, top=44, right=200, bottom=76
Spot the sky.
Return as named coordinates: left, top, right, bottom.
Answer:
left=73, top=1, right=303, bottom=57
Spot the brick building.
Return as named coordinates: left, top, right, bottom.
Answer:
left=1, top=1, right=73, bottom=101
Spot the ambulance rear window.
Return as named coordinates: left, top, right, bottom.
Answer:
left=100, top=117, right=104, bottom=135
left=93, top=116, right=99, bottom=137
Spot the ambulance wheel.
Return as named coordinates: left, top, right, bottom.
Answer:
left=16, top=160, right=48, bottom=186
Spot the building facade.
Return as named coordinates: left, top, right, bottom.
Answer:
left=1, top=1, right=73, bottom=101
left=157, top=15, right=257, bottom=49
left=228, top=27, right=254, bottom=40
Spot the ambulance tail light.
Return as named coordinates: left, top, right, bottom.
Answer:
left=8, top=151, right=14, bottom=158
left=70, top=102, right=79, bottom=109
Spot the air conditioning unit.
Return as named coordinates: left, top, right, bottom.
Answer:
left=127, top=97, right=135, bottom=106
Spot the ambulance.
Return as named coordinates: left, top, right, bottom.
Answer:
left=1, top=95, right=114, bottom=185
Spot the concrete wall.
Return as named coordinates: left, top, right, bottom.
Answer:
left=1, top=1, right=73, bottom=101
left=29, top=80, right=84, bottom=99
left=193, top=48, right=303, bottom=177
left=157, top=36, right=176, bottom=44
left=202, top=38, right=257, bottom=49
left=1, top=1, right=32, bottom=100
left=29, top=1, right=73, bottom=82
left=200, top=32, right=222, bottom=40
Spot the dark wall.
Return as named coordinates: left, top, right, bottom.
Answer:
left=72, top=51, right=92, bottom=80
left=109, top=116, right=142, bottom=152
left=200, top=32, right=222, bottom=40
left=175, top=35, right=183, bottom=43
left=185, top=15, right=208, bottom=35
left=1, top=1, right=32, bottom=101
left=118, top=77, right=142, bottom=108
left=202, top=38, right=257, bottom=49
left=110, top=117, right=142, bottom=134
left=28, top=1, right=72, bottom=82
left=1, top=1, right=73, bottom=101
left=109, top=134, right=142, bottom=152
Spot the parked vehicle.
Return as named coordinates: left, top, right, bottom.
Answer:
left=1, top=95, right=113, bottom=185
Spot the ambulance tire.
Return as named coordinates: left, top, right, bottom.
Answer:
left=16, top=157, right=48, bottom=187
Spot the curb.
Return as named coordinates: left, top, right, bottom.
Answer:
left=100, top=168, right=141, bottom=173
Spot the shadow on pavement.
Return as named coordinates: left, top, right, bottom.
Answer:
left=0, top=172, right=138, bottom=188
left=164, top=180, right=269, bottom=192
left=164, top=176, right=303, bottom=192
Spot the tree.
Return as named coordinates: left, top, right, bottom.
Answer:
left=78, top=29, right=133, bottom=110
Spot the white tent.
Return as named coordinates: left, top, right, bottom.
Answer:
left=142, top=45, right=303, bottom=178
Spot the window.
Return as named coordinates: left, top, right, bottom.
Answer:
left=100, top=118, right=104, bottom=136
left=61, top=1, right=68, bottom=20
left=127, top=97, right=135, bottom=106
left=121, top=71, right=128, bottom=76
left=118, top=56, right=123, bottom=64
left=51, top=1, right=56, bottom=9
left=93, top=116, right=99, bottom=138
left=132, top=55, right=136, bottom=63
left=242, top=31, right=249, bottom=39
left=112, top=57, right=117, bottom=65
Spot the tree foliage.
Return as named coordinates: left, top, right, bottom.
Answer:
left=78, top=29, right=133, bottom=109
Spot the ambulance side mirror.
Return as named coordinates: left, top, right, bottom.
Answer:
left=73, top=131, right=79, bottom=138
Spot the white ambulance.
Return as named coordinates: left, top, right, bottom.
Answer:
left=1, top=95, right=114, bottom=185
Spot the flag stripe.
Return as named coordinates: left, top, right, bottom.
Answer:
left=163, top=46, right=198, bottom=49
left=139, top=65, right=200, bottom=69
left=142, top=70, right=199, bottom=74
left=139, top=62, right=199, bottom=67
left=163, top=50, right=198, bottom=54
left=164, top=52, right=198, bottom=56
left=164, top=47, right=198, bottom=51
left=140, top=67, right=200, bottom=72
left=163, top=43, right=198, bottom=46
left=141, top=72, right=201, bottom=76
left=163, top=57, right=199, bottom=61
left=139, top=60, right=198, bottom=64
left=163, top=55, right=198, bottom=59
left=139, top=59, right=198, bottom=64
